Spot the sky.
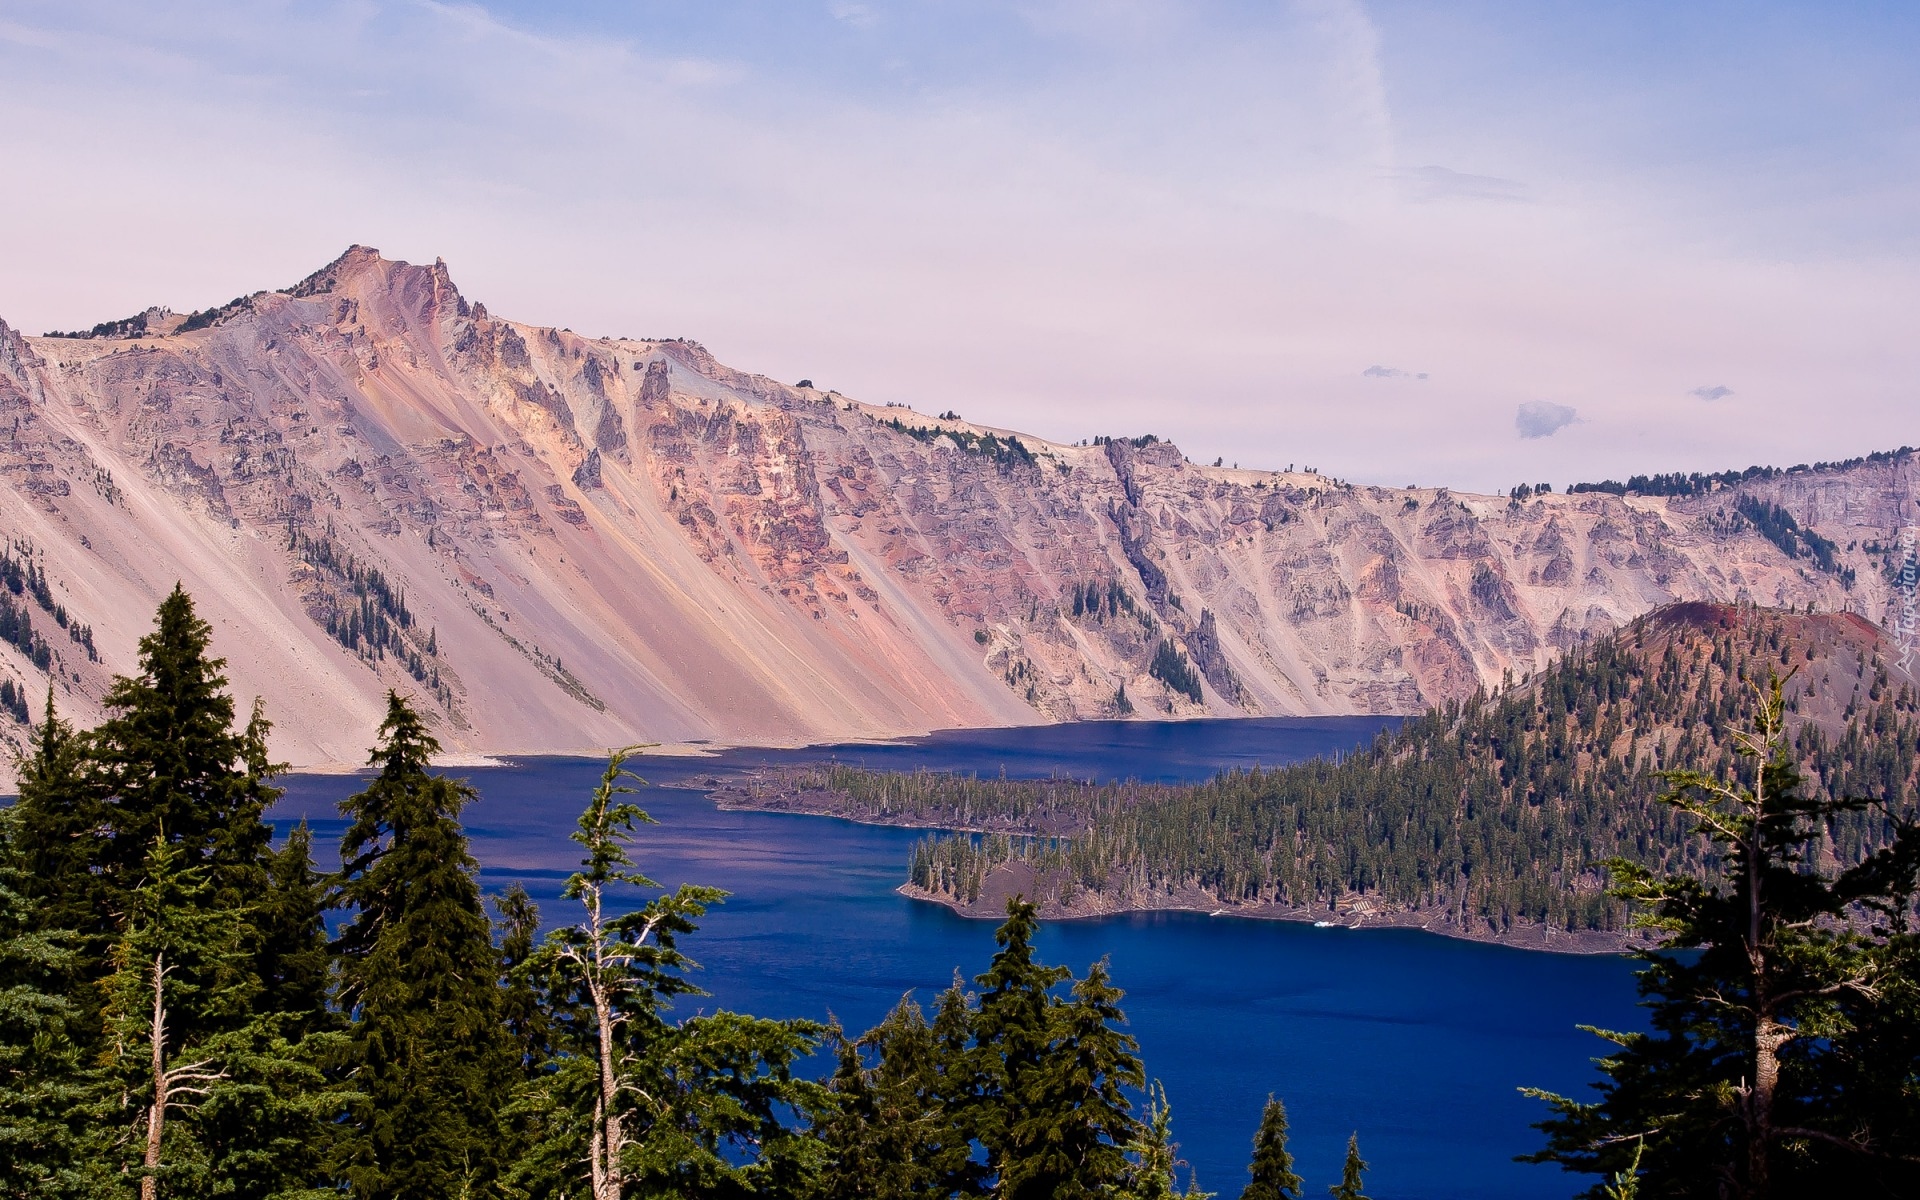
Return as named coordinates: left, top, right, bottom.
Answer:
left=0, top=1, right=1914, bottom=493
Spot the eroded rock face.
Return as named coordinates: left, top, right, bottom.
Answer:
left=0, top=248, right=1913, bottom=771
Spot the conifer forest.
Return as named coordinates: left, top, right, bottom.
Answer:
left=2, top=589, right=1918, bottom=1199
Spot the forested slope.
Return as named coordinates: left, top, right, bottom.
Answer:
left=722, top=603, right=1919, bottom=945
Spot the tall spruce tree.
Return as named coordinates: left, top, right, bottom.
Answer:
left=9, top=693, right=107, bottom=1004
left=973, top=898, right=1145, bottom=1200
left=811, top=997, right=973, bottom=1200
left=1240, top=1096, right=1304, bottom=1200
left=93, top=586, right=280, bottom=915
left=1526, top=678, right=1920, bottom=1198
left=331, top=692, right=513, bottom=1200
left=0, top=805, right=104, bottom=1199
left=254, top=822, right=332, bottom=1035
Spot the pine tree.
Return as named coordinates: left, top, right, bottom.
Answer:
left=330, top=692, right=513, bottom=1200
left=1526, top=678, right=1920, bottom=1198
left=255, top=822, right=331, bottom=1034
left=192, top=820, right=344, bottom=1200
left=92, top=586, right=281, bottom=920
left=1328, top=1134, right=1368, bottom=1200
left=1128, top=1079, right=1204, bottom=1200
left=812, top=997, right=969, bottom=1199
left=6, top=692, right=106, bottom=1009
left=493, top=882, right=548, bottom=1080
left=98, top=837, right=249, bottom=1200
left=517, top=750, right=827, bottom=1200
left=973, top=898, right=1144, bottom=1200
left=0, top=805, right=105, bottom=1199
left=1240, top=1095, right=1303, bottom=1200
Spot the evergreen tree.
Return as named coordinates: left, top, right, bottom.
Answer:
left=1328, top=1135, right=1368, bottom=1200
left=1526, top=678, right=1920, bottom=1198
left=812, top=997, right=972, bottom=1199
left=1128, top=1079, right=1210, bottom=1200
left=973, top=898, right=1144, bottom=1200
left=493, top=882, right=548, bottom=1080
left=195, top=820, right=344, bottom=1200
left=330, top=692, right=513, bottom=1200
left=92, top=586, right=281, bottom=918
left=1240, top=1095, right=1303, bottom=1200
left=515, top=750, right=827, bottom=1200
left=255, top=822, right=331, bottom=1034
left=8, top=692, right=108, bottom=1002
left=98, top=837, right=250, bottom=1200
left=0, top=805, right=104, bottom=1199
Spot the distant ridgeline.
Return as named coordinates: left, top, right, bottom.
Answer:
left=1566, top=445, right=1915, bottom=498
left=738, top=603, right=1918, bottom=944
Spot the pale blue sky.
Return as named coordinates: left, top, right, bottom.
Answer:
left=1, top=2, right=1913, bottom=491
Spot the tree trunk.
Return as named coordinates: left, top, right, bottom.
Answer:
left=588, top=886, right=624, bottom=1200
left=142, top=952, right=166, bottom=1200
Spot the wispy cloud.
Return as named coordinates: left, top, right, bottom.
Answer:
left=1689, top=384, right=1734, bottom=401
left=1403, top=165, right=1527, bottom=203
left=1516, top=401, right=1580, bottom=439
left=0, top=2, right=1912, bottom=493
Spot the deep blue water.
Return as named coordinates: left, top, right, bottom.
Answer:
left=271, top=717, right=1642, bottom=1200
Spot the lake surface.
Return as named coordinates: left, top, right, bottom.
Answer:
left=271, top=716, right=1642, bottom=1200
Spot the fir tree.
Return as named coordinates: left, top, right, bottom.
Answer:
left=98, top=837, right=249, bottom=1200
left=93, top=586, right=281, bottom=918
left=973, top=898, right=1144, bottom=1200
left=812, top=996, right=972, bottom=1199
left=517, top=749, right=827, bottom=1200
left=6, top=692, right=106, bottom=1011
left=193, top=820, right=344, bottom=1200
left=0, top=805, right=105, bottom=1199
left=1328, top=1134, right=1368, bottom=1200
left=1526, top=678, right=1920, bottom=1198
left=330, top=692, right=513, bottom=1200
left=1240, top=1095, right=1303, bottom=1200
left=1128, top=1079, right=1209, bottom=1200
left=255, top=822, right=331, bottom=1034
left=493, top=882, right=548, bottom=1080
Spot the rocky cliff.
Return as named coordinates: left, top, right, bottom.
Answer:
left=0, top=247, right=1913, bottom=770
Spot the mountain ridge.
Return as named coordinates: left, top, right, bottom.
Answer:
left=0, top=247, right=1914, bottom=774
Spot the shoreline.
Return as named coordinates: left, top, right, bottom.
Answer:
left=709, top=779, right=1648, bottom=957
left=893, top=880, right=1646, bottom=957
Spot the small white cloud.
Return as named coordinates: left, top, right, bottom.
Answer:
left=1516, top=400, right=1578, bottom=439
left=1689, top=384, right=1734, bottom=401
left=830, top=2, right=878, bottom=28
left=1363, top=365, right=1427, bottom=380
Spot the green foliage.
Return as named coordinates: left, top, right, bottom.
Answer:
left=93, top=585, right=282, bottom=935
left=1127, top=1080, right=1211, bottom=1200
left=879, top=607, right=1918, bottom=936
left=1240, top=1095, right=1303, bottom=1200
left=882, top=417, right=1038, bottom=469
left=1524, top=680, right=1920, bottom=1198
left=508, top=750, right=828, bottom=1200
left=0, top=806, right=104, bottom=1199
left=330, top=692, right=514, bottom=1199
left=1149, top=640, right=1202, bottom=704
left=1328, top=1134, right=1369, bottom=1200
left=1734, top=495, right=1844, bottom=577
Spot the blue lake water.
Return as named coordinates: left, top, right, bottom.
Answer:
left=271, top=716, right=1642, bottom=1200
